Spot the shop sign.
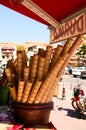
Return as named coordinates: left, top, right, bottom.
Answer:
left=50, top=13, right=86, bottom=43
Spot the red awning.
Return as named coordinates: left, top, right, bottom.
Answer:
left=0, top=0, right=86, bottom=28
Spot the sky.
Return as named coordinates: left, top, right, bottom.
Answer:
left=0, top=4, right=50, bottom=44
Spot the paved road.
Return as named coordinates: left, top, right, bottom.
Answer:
left=58, top=75, right=86, bottom=100
left=49, top=75, right=86, bottom=130
left=61, top=75, right=86, bottom=92
left=50, top=98, right=86, bottom=130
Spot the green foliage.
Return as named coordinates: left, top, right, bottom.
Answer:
left=76, top=43, right=86, bottom=58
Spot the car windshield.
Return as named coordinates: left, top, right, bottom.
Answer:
left=73, top=67, right=86, bottom=71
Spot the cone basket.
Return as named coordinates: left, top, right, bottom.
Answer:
left=13, top=101, right=54, bottom=125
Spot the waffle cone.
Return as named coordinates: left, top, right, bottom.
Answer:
left=61, top=38, right=73, bottom=54
left=23, top=67, right=29, bottom=81
left=9, top=86, right=17, bottom=101
left=17, top=80, right=25, bottom=102
left=50, top=45, right=63, bottom=68
left=38, top=48, right=44, bottom=57
left=28, top=81, right=42, bottom=103
left=21, top=82, right=33, bottom=103
left=45, top=78, right=58, bottom=103
left=68, top=34, right=83, bottom=56
left=17, top=96, right=22, bottom=102
left=5, top=68, right=12, bottom=81
left=43, top=46, right=53, bottom=78
left=34, top=53, right=68, bottom=103
left=40, top=77, right=56, bottom=103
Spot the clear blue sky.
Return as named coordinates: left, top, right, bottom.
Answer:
left=0, top=4, right=49, bottom=43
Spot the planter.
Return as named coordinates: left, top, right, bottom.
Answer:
left=0, top=86, right=10, bottom=106
left=13, top=101, right=54, bottom=125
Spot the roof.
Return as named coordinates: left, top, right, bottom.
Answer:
left=0, top=0, right=86, bottom=28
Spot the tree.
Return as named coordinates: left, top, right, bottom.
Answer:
left=76, top=43, right=86, bottom=58
left=76, top=40, right=86, bottom=66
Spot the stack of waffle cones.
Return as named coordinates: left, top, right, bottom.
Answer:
left=2, top=34, right=83, bottom=104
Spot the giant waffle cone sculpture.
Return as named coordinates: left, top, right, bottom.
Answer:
left=2, top=34, right=83, bottom=104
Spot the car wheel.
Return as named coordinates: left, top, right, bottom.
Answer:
left=73, top=75, right=76, bottom=77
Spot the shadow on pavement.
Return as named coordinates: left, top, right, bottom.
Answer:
left=58, top=107, right=86, bottom=120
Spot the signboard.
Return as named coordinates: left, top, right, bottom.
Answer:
left=50, top=13, right=86, bottom=43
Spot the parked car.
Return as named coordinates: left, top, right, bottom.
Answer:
left=72, top=66, right=86, bottom=77
left=81, top=70, right=86, bottom=79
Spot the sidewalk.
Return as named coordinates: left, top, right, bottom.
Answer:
left=49, top=75, right=86, bottom=130
left=49, top=97, right=86, bottom=130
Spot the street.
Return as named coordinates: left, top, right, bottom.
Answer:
left=49, top=75, right=86, bottom=130
left=58, top=75, right=86, bottom=100
left=61, top=75, right=86, bottom=91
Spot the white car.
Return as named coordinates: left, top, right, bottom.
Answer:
left=72, top=66, right=86, bottom=77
